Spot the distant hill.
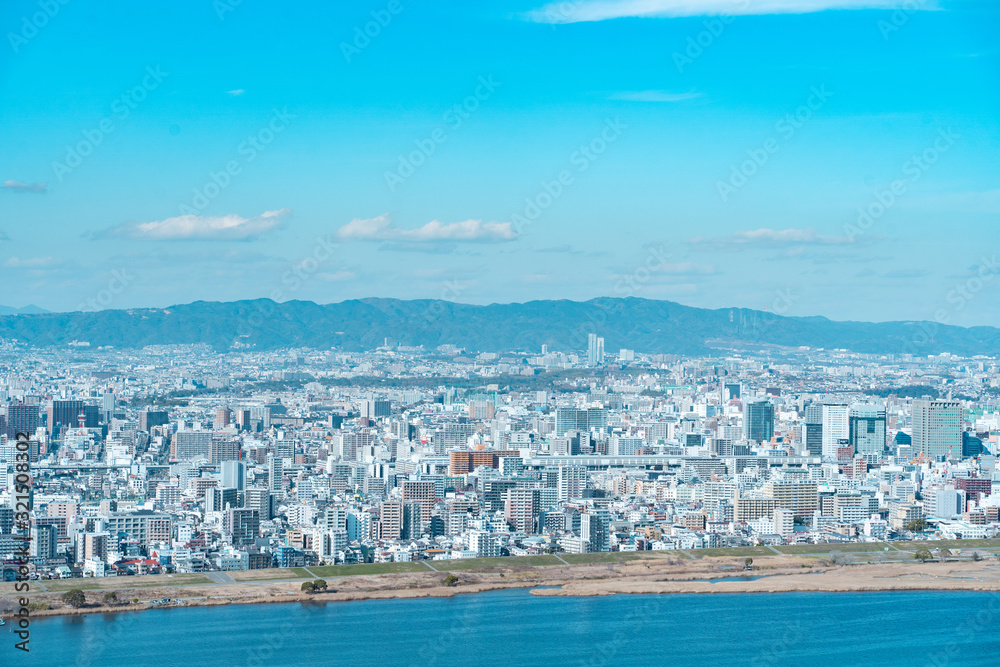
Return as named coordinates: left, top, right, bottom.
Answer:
left=0, top=297, right=997, bottom=356
left=0, top=304, right=49, bottom=315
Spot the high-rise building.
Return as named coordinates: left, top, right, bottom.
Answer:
left=173, top=430, right=213, bottom=461
left=7, top=403, right=39, bottom=437
left=804, top=404, right=824, bottom=456
left=139, top=410, right=170, bottom=432
left=849, top=404, right=887, bottom=456
left=224, top=508, right=260, bottom=545
left=580, top=511, right=610, bottom=552
left=587, top=333, right=605, bottom=367
left=267, top=454, right=284, bottom=495
left=912, top=400, right=962, bottom=459
left=821, top=404, right=849, bottom=458
left=379, top=500, right=404, bottom=540
left=743, top=400, right=774, bottom=443
left=505, top=489, right=540, bottom=533
left=401, top=480, right=436, bottom=521
left=48, top=400, right=85, bottom=438
left=557, top=465, right=587, bottom=501
left=215, top=408, right=232, bottom=430
left=221, top=460, right=246, bottom=491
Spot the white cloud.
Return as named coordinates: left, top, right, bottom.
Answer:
left=688, top=227, right=855, bottom=248
left=5, top=256, right=61, bottom=268
left=3, top=180, right=47, bottom=193
left=316, top=270, right=357, bottom=282
left=227, top=89, right=246, bottom=96
left=610, top=90, right=701, bottom=102
left=107, top=209, right=289, bottom=241
left=525, top=0, right=935, bottom=23
left=655, top=261, right=718, bottom=274
left=337, top=213, right=518, bottom=243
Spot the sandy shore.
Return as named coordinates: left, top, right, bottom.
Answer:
left=6, top=555, right=1000, bottom=620
left=529, top=560, right=1000, bottom=597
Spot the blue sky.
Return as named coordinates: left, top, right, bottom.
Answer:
left=1, top=0, right=998, bottom=325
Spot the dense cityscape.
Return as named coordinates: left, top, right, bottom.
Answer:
left=2, top=335, right=998, bottom=581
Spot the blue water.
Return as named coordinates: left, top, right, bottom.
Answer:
left=22, top=589, right=1000, bottom=666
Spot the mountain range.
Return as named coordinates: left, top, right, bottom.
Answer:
left=0, top=298, right=997, bottom=356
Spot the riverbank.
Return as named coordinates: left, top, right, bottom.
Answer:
left=5, top=553, right=1000, bottom=620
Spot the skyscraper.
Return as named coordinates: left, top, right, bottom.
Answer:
left=587, top=333, right=604, bottom=367
left=912, top=399, right=962, bottom=459
left=743, top=400, right=774, bottom=443
left=804, top=404, right=823, bottom=456
left=221, top=460, right=246, bottom=491
left=821, top=404, right=849, bottom=458
left=849, top=404, right=887, bottom=456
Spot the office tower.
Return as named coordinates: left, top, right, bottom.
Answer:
left=821, top=404, right=849, bottom=458
left=139, top=410, right=170, bottom=432
left=362, top=400, right=391, bottom=420
left=221, top=460, right=246, bottom=491
left=962, top=432, right=984, bottom=458
left=47, top=400, right=85, bottom=438
left=587, top=333, right=604, bottom=367
left=7, top=403, right=39, bottom=438
left=267, top=454, right=284, bottom=495
left=102, top=391, right=116, bottom=423
left=505, top=489, right=540, bottom=533
left=555, top=408, right=587, bottom=436
left=805, top=404, right=824, bottom=456
left=725, top=383, right=742, bottom=400
left=912, top=399, right=962, bottom=459
left=743, top=400, right=774, bottom=443
left=849, top=404, right=887, bottom=456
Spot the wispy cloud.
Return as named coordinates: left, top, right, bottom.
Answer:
left=3, top=180, right=47, bottom=193
left=5, top=256, right=62, bottom=268
left=688, top=227, right=855, bottom=249
left=227, top=89, right=245, bottom=96
left=337, top=213, right=518, bottom=243
left=525, top=0, right=936, bottom=23
left=609, top=90, right=701, bottom=102
left=101, top=209, right=290, bottom=241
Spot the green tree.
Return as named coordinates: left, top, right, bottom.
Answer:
left=905, top=519, right=926, bottom=532
left=442, top=574, right=459, bottom=587
left=915, top=549, right=932, bottom=563
left=102, top=591, right=118, bottom=605
left=312, top=579, right=327, bottom=591
left=744, top=558, right=753, bottom=569
left=300, top=581, right=315, bottom=593
left=62, top=589, right=86, bottom=608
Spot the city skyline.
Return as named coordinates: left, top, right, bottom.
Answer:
left=2, top=1, right=998, bottom=324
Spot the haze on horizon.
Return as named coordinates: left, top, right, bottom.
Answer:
left=1, top=0, right=998, bottom=326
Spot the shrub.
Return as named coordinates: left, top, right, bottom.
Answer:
left=62, top=589, right=86, bottom=608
